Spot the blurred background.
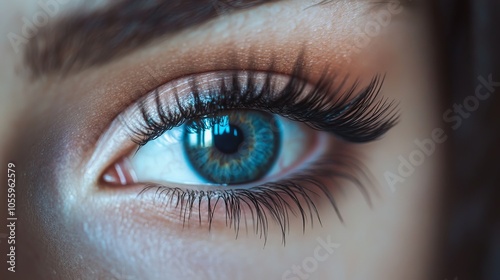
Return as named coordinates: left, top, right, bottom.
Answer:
left=438, top=0, right=500, bottom=279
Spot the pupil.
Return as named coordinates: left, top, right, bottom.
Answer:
left=213, top=124, right=244, bottom=154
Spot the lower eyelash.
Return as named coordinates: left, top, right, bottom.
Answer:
left=137, top=150, right=373, bottom=245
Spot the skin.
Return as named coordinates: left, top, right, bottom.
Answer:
left=0, top=0, right=446, bottom=279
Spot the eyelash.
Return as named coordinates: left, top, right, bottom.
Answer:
left=123, top=59, right=399, bottom=244
left=139, top=152, right=372, bottom=245
left=129, top=65, right=398, bottom=146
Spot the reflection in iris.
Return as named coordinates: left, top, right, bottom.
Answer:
left=183, top=111, right=281, bottom=185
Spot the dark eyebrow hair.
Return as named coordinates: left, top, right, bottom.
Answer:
left=24, top=0, right=280, bottom=78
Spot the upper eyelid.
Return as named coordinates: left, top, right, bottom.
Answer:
left=124, top=68, right=398, bottom=146
left=49, top=21, right=396, bottom=161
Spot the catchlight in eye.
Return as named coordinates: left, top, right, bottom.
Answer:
left=183, top=111, right=280, bottom=185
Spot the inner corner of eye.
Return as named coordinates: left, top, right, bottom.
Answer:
left=102, top=109, right=321, bottom=188
left=102, top=157, right=138, bottom=186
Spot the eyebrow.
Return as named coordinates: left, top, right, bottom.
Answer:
left=24, top=0, right=280, bottom=78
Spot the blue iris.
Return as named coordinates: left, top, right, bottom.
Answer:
left=183, top=111, right=281, bottom=184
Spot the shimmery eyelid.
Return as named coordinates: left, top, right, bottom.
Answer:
left=124, top=70, right=398, bottom=146
left=136, top=72, right=291, bottom=119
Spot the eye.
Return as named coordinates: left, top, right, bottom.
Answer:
left=109, top=110, right=319, bottom=186
left=95, top=67, right=398, bottom=242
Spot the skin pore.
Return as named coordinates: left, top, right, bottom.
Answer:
left=0, top=0, right=445, bottom=279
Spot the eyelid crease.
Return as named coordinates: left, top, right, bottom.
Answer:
left=125, top=65, right=399, bottom=147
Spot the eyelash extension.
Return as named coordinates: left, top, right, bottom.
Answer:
left=127, top=56, right=398, bottom=244
left=138, top=151, right=373, bottom=245
left=129, top=59, right=399, bottom=146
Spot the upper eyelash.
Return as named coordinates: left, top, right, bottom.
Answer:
left=129, top=58, right=399, bottom=146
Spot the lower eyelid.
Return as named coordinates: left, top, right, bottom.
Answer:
left=128, top=142, right=369, bottom=243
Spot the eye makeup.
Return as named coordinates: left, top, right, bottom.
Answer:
left=126, top=66, right=398, bottom=147
left=94, top=55, right=399, bottom=244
